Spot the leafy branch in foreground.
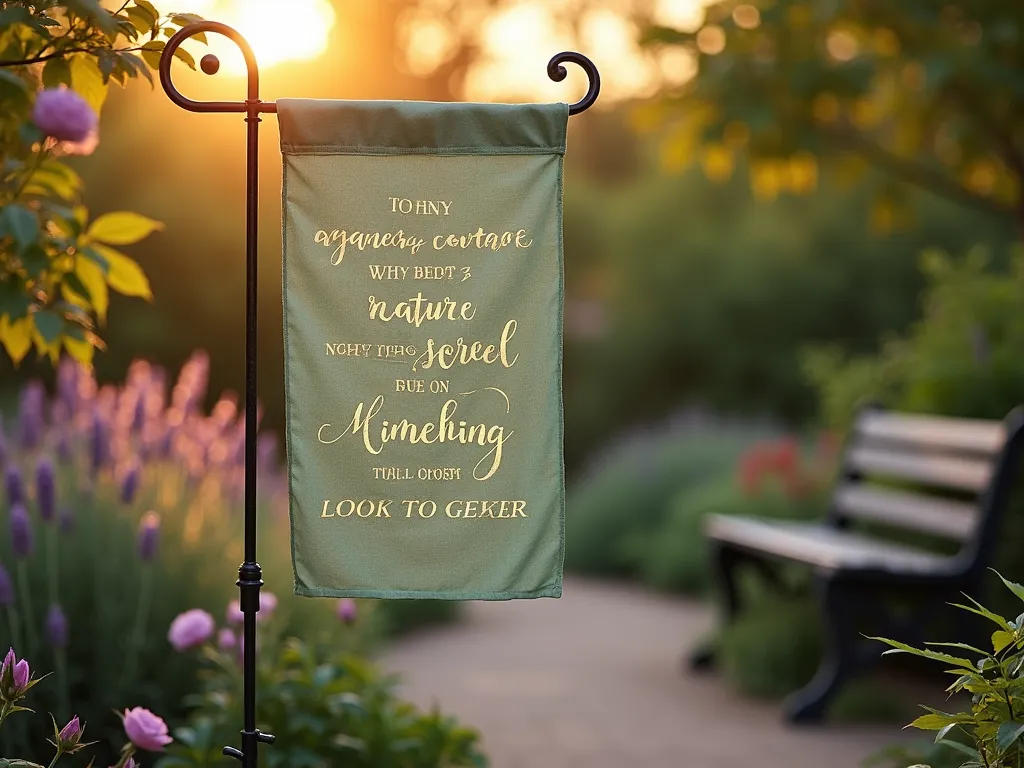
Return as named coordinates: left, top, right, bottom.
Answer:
left=873, top=571, right=1024, bottom=768
left=0, top=1, right=204, bottom=366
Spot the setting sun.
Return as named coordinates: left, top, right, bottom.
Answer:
left=182, top=0, right=336, bottom=73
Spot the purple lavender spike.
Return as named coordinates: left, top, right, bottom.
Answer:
left=120, top=461, right=140, bottom=505
left=5, top=465, right=24, bottom=508
left=35, top=458, right=56, bottom=522
left=17, top=381, right=45, bottom=450
left=0, top=563, right=12, bottom=606
left=10, top=504, right=32, bottom=559
left=45, top=604, right=67, bottom=648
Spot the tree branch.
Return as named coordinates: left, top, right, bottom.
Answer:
left=820, top=120, right=1017, bottom=221
left=947, top=81, right=1024, bottom=216
left=0, top=45, right=143, bottom=67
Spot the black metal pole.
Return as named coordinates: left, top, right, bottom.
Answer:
left=157, top=20, right=600, bottom=766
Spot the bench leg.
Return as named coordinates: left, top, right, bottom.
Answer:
left=688, top=541, right=745, bottom=672
left=784, top=578, right=858, bottom=724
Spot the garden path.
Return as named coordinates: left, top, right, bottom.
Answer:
left=384, top=578, right=908, bottom=768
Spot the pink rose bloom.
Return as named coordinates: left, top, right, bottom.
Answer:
left=225, top=600, right=243, bottom=624
left=123, top=707, right=172, bottom=751
left=226, top=591, right=277, bottom=623
left=167, top=609, right=214, bottom=651
left=337, top=598, right=357, bottom=625
left=259, top=591, right=277, bottom=616
left=32, top=88, right=97, bottom=142
left=217, top=628, right=236, bottom=650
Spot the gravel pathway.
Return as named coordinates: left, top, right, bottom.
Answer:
left=384, top=578, right=908, bottom=768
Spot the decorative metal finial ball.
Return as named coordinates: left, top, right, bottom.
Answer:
left=200, top=54, right=220, bottom=75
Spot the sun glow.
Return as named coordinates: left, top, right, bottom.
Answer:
left=182, top=0, right=336, bottom=73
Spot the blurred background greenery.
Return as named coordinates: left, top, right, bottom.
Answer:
left=3, top=0, right=1024, bottom=758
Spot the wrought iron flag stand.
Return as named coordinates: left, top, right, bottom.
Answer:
left=157, top=20, right=600, bottom=767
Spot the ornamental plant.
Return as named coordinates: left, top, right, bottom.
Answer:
left=0, top=354, right=456, bottom=762
left=0, top=1, right=205, bottom=366
left=873, top=572, right=1024, bottom=768
left=158, top=601, right=488, bottom=768
left=0, top=645, right=172, bottom=767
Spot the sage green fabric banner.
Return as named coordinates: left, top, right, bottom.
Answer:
left=279, top=99, right=568, bottom=600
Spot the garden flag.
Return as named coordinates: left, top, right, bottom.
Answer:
left=279, top=99, right=567, bottom=600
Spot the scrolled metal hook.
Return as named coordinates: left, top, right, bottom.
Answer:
left=547, top=52, right=601, bottom=115
left=159, top=21, right=273, bottom=113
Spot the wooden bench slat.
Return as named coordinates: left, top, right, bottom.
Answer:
left=857, top=411, right=1006, bottom=454
left=847, top=446, right=992, bottom=492
left=833, top=484, right=978, bottom=540
left=705, top=515, right=953, bottom=574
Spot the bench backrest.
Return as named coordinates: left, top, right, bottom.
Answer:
left=830, top=407, right=1024, bottom=568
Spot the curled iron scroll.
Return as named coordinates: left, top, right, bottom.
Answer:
left=158, top=20, right=276, bottom=113
left=160, top=21, right=600, bottom=116
left=547, top=51, right=601, bottom=115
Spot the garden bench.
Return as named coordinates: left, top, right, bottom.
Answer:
left=691, top=406, right=1024, bottom=723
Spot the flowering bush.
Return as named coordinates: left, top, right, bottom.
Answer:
left=0, top=353, right=379, bottom=762
left=0, top=1, right=205, bottom=366
left=157, top=601, right=488, bottom=768
left=0, top=646, right=171, bottom=767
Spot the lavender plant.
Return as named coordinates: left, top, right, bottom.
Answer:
left=0, top=353, right=321, bottom=761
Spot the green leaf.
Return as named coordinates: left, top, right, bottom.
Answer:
left=0, top=314, right=34, bottom=365
left=91, top=244, right=152, bottom=300
left=950, top=597, right=1015, bottom=633
left=0, top=204, right=39, bottom=253
left=124, top=5, right=157, bottom=34
left=871, top=636, right=977, bottom=670
left=173, top=45, right=196, bottom=70
left=85, top=212, right=163, bottom=245
left=42, top=57, right=72, bottom=88
left=75, top=255, right=108, bottom=322
left=992, top=570, right=1024, bottom=605
left=908, top=712, right=962, bottom=731
left=169, top=14, right=207, bottom=43
left=935, top=739, right=981, bottom=759
left=993, top=630, right=1014, bottom=653
left=0, top=70, right=30, bottom=111
left=69, top=54, right=107, bottom=113
left=141, top=40, right=165, bottom=70
left=997, top=722, right=1024, bottom=752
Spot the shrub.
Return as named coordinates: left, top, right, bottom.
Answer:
left=158, top=613, right=488, bottom=768
left=805, top=246, right=1024, bottom=430
left=871, top=571, right=1024, bottom=768
left=0, top=355, right=455, bottom=762
left=617, top=433, right=836, bottom=594
left=563, top=411, right=780, bottom=578
left=718, top=591, right=822, bottom=699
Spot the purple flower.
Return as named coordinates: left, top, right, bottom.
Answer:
left=35, top=458, right=56, bottom=522
left=120, top=461, right=140, bottom=505
left=32, top=88, right=97, bottom=143
left=137, top=511, right=160, bottom=562
left=337, top=598, right=357, bottom=625
left=1, top=648, right=31, bottom=699
left=124, top=758, right=138, bottom=768
left=59, top=505, right=74, bottom=534
left=167, top=609, right=215, bottom=651
left=123, top=707, right=172, bottom=752
left=46, top=604, right=67, bottom=648
left=88, top=415, right=108, bottom=475
left=226, top=600, right=243, bottom=625
left=0, top=564, right=12, bottom=606
left=217, top=628, right=236, bottom=650
left=10, top=504, right=32, bottom=559
left=5, top=465, right=24, bottom=508
left=260, top=591, right=277, bottom=616
left=17, top=382, right=45, bottom=450
left=57, top=715, right=81, bottom=749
